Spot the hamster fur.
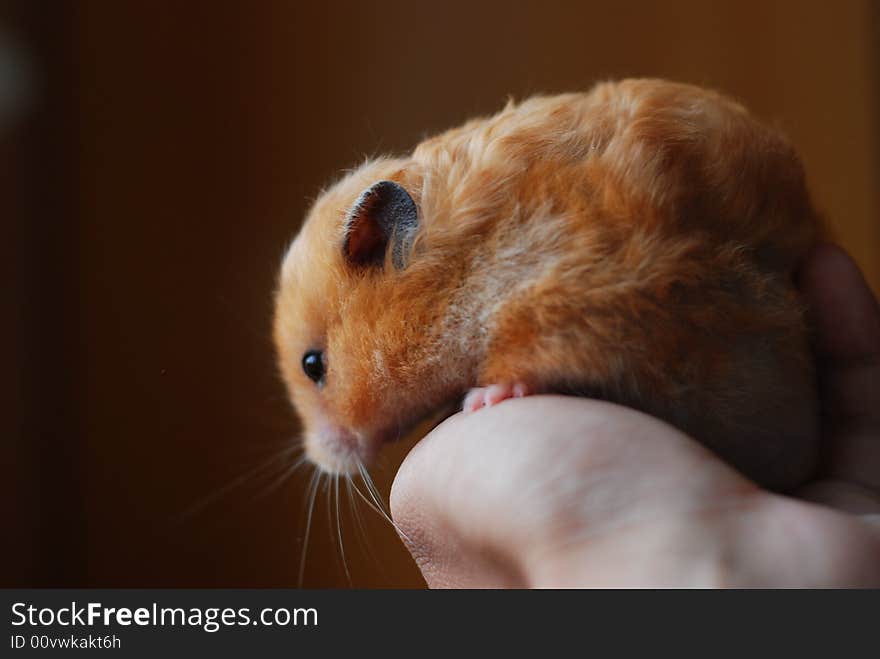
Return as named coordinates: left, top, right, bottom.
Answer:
left=273, top=78, right=820, bottom=491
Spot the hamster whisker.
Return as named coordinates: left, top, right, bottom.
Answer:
left=251, top=453, right=309, bottom=501
left=325, top=473, right=334, bottom=564
left=334, top=474, right=352, bottom=585
left=355, top=460, right=412, bottom=543
left=349, top=476, right=409, bottom=543
left=297, top=468, right=322, bottom=588
left=355, top=462, right=387, bottom=515
left=345, top=476, right=381, bottom=573
left=348, top=477, right=385, bottom=519
left=173, top=442, right=302, bottom=523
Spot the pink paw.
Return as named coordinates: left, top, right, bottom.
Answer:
left=462, top=383, right=531, bottom=413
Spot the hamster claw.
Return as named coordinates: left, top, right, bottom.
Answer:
left=462, top=382, right=531, bottom=413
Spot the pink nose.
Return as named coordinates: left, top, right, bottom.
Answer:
left=306, top=421, right=369, bottom=474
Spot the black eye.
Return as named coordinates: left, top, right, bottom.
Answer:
left=302, top=350, right=325, bottom=384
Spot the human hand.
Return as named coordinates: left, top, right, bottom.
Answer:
left=390, top=244, right=880, bottom=587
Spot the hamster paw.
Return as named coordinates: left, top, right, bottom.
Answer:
left=462, top=382, right=531, bottom=413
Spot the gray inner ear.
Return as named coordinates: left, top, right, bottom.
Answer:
left=351, top=180, right=419, bottom=270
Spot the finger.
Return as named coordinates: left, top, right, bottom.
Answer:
left=798, top=242, right=880, bottom=492
left=391, top=397, right=624, bottom=587
left=391, top=396, right=752, bottom=587
left=798, top=242, right=880, bottom=371
left=390, top=402, right=547, bottom=587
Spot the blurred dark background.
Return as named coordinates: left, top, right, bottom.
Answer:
left=4, top=1, right=878, bottom=588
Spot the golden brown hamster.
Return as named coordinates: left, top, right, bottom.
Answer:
left=273, top=78, right=820, bottom=491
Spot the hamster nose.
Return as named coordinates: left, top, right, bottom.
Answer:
left=305, top=422, right=372, bottom=475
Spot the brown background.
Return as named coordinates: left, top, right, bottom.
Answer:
left=5, top=0, right=878, bottom=587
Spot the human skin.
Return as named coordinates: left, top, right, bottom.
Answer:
left=390, top=243, right=880, bottom=587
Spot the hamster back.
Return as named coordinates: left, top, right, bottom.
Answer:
left=274, top=78, right=820, bottom=490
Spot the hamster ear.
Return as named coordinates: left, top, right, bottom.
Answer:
left=342, top=180, right=419, bottom=270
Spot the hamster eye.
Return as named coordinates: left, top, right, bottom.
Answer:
left=301, top=350, right=325, bottom=385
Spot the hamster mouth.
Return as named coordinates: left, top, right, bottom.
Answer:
left=307, top=426, right=365, bottom=475
left=303, top=395, right=468, bottom=476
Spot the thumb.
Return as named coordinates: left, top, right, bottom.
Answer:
left=798, top=242, right=880, bottom=499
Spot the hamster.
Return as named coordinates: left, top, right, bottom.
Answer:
left=273, top=78, right=821, bottom=491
